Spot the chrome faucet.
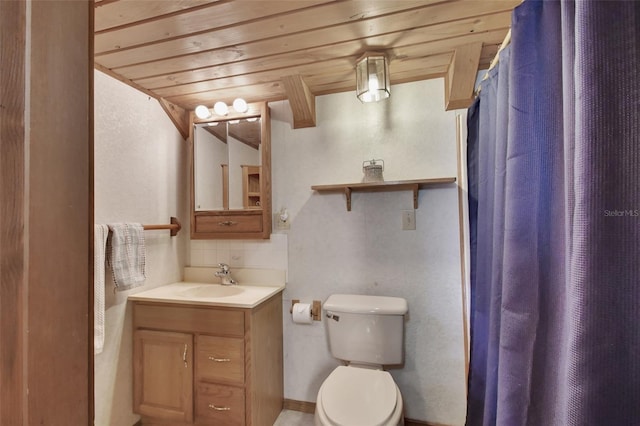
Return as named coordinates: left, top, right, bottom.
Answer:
left=215, top=263, right=237, bottom=285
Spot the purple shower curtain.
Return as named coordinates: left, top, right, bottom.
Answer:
left=466, top=1, right=640, bottom=425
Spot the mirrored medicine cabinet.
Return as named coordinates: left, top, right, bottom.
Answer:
left=190, top=102, right=271, bottom=239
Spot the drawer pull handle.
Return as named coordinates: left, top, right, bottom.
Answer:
left=218, top=221, right=239, bottom=226
left=208, top=404, right=231, bottom=411
left=208, top=356, right=231, bottom=362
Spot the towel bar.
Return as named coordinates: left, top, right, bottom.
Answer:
left=142, top=217, right=182, bottom=237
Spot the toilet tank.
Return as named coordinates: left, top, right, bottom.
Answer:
left=324, top=294, right=408, bottom=366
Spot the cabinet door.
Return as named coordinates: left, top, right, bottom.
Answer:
left=133, top=330, right=193, bottom=422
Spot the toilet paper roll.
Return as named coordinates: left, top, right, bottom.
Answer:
left=292, top=303, right=313, bottom=324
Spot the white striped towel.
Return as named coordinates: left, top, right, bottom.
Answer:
left=107, top=223, right=146, bottom=291
left=94, top=224, right=109, bottom=355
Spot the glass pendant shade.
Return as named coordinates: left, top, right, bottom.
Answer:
left=356, top=52, right=390, bottom=103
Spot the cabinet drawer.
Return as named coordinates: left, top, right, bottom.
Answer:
left=134, top=304, right=244, bottom=337
left=196, top=382, right=245, bottom=426
left=194, top=213, right=262, bottom=233
left=197, top=335, right=244, bottom=384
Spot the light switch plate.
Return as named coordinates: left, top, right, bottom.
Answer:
left=402, top=210, right=416, bottom=230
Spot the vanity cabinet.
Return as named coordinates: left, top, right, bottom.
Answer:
left=132, top=293, right=283, bottom=426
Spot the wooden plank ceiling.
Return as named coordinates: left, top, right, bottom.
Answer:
left=94, top=0, right=518, bottom=127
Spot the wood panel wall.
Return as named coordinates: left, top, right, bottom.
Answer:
left=0, top=1, right=93, bottom=424
left=0, top=1, right=28, bottom=421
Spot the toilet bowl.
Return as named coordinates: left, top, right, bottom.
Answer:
left=314, top=366, right=404, bottom=426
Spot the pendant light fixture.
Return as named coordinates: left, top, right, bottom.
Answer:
left=356, top=52, right=390, bottom=103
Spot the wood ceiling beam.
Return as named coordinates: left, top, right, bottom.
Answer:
left=281, top=75, right=316, bottom=129
left=444, top=42, right=483, bottom=111
left=158, top=98, right=190, bottom=140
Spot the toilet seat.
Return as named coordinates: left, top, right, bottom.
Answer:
left=318, top=366, right=399, bottom=426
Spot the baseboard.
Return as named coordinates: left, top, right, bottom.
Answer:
left=283, top=398, right=454, bottom=426
left=405, top=419, right=454, bottom=426
left=405, top=421, right=429, bottom=426
left=283, top=398, right=316, bottom=413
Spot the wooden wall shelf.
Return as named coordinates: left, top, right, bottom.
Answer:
left=311, top=177, right=457, bottom=211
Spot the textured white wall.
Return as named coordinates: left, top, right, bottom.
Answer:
left=95, top=74, right=466, bottom=425
left=93, top=70, right=189, bottom=426
left=270, top=79, right=467, bottom=425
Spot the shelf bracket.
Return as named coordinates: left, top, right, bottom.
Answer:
left=412, top=184, right=419, bottom=209
left=344, top=187, right=352, bottom=211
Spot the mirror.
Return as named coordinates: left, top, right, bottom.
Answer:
left=194, top=119, right=262, bottom=210
left=190, top=102, right=271, bottom=239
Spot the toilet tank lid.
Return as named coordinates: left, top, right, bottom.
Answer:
left=324, top=294, right=408, bottom=315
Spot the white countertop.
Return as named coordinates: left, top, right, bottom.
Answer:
left=128, top=281, right=285, bottom=308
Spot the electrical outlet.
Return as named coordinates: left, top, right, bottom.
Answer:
left=402, top=210, right=416, bottom=230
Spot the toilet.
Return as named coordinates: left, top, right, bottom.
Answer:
left=315, top=294, right=408, bottom=426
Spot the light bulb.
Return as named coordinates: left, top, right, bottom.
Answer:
left=232, top=98, right=248, bottom=113
left=195, top=105, right=212, bottom=119
left=213, top=101, right=229, bottom=116
left=368, top=74, right=379, bottom=91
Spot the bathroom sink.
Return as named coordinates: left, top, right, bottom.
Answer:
left=128, top=281, right=285, bottom=308
left=177, top=284, right=244, bottom=298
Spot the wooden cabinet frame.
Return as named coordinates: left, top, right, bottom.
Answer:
left=190, top=102, right=272, bottom=239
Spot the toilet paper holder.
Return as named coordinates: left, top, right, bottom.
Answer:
left=290, top=299, right=322, bottom=321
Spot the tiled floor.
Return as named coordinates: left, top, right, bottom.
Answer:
left=273, top=409, right=315, bottom=425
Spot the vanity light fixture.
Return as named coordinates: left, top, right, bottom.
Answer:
left=196, top=98, right=250, bottom=118
left=356, top=51, right=390, bottom=103
left=195, top=105, right=212, bottom=119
